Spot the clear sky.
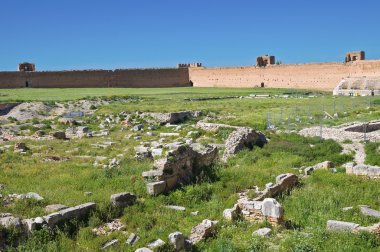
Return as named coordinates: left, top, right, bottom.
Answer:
left=1, top=0, right=379, bottom=70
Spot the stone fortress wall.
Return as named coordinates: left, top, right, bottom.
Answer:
left=0, top=68, right=190, bottom=88
left=189, top=60, right=380, bottom=91
left=0, top=52, right=379, bottom=91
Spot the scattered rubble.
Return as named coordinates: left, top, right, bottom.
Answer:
left=93, top=219, right=125, bottom=236
left=189, top=219, right=218, bottom=244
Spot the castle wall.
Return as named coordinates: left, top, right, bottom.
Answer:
left=0, top=68, right=190, bottom=88
left=189, top=60, right=380, bottom=91
left=1, top=61, right=380, bottom=91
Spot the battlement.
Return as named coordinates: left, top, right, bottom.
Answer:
left=18, top=62, right=35, bottom=72
left=345, top=51, right=365, bottom=63
left=177, top=63, right=202, bottom=68
left=256, top=55, right=275, bottom=67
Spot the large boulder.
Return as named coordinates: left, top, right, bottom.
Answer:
left=223, top=127, right=266, bottom=161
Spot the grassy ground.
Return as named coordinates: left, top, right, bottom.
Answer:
left=0, top=88, right=379, bottom=251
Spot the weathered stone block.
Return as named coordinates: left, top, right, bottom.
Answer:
left=147, top=181, right=166, bottom=195
left=110, top=192, right=136, bottom=208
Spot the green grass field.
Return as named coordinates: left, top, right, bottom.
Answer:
left=0, top=88, right=380, bottom=251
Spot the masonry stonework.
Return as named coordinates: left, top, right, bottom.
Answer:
left=189, top=60, right=380, bottom=91
left=1, top=56, right=380, bottom=91
left=0, top=68, right=190, bottom=88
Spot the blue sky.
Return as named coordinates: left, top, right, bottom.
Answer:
left=0, top=0, right=379, bottom=70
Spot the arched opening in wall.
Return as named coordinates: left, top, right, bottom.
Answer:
left=25, top=81, right=29, bottom=88
left=261, top=82, right=265, bottom=88
left=189, top=80, right=194, bottom=87
left=352, top=56, right=357, bottom=61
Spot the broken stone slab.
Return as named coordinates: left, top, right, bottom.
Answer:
left=189, top=219, right=218, bottom=244
left=147, top=181, right=166, bottom=195
left=168, top=231, right=185, bottom=251
left=359, top=205, right=380, bottom=218
left=252, top=227, right=272, bottom=237
left=326, top=220, right=360, bottom=232
left=101, top=239, right=119, bottom=250
left=45, top=204, right=68, bottom=213
left=126, top=233, right=140, bottom=246
left=110, top=192, right=136, bottom=208
left=147, top=239, right=165, bottom=249
left=223, top=127, right=266, bottom=161
left=346, top=164, right=380, bottom=178
left=261, top=198, right=284, bottom=223
left=304, top=161, right=334, bottom=175
left=165, top=205, right=186, bottom=211
left=43, top=202, right=96, bottom=228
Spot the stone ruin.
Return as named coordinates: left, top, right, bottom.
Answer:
left=256, top=55, right=275, bottom=67
left=346, top=164, right=380, bottom=178
left=327, top=220, right=380, bottom=237
left=223, top=127, right=267, bottom=161
left=177, top=63, right=202, bottom=68
left=18, top=62, right=36, bottom=72
left=223, top=173, right=299, bottom=225
left=142, top=143, right=218, bottom=195
left=345, top=51, right=365, bottom=63
left=333, top=76, right=380, bottom=96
